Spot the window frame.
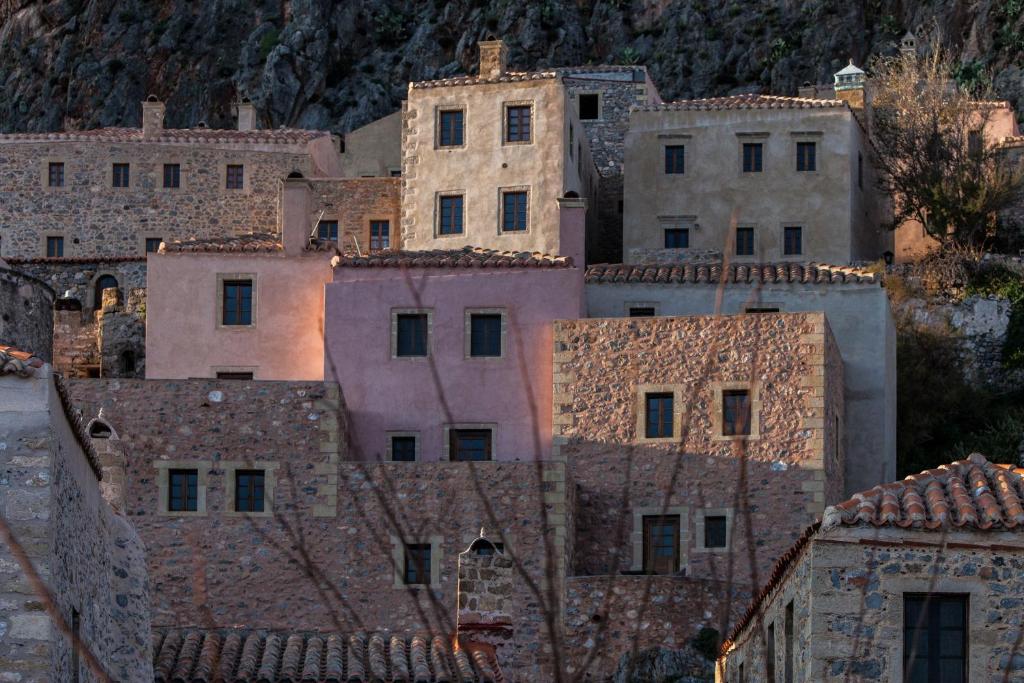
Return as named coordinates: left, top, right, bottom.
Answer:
left=499, top=188, right=530, bottom=233
left=503, top=101, right=534, bottom=145
left=391, top=535, right=443, bottom=589
left=465, top=308, right=506, bottom=359
left=437, top=108, right=466, bottom=148
left=144, top=237, right=164, bottom=254
left=317, top=219, right=340, bottom=242
left=444, top=423, right=497, bottom=461
left=630, top=505, right=688, bottom=572
left=664, top=145, right=685, bottom=174
left=635, top=385, right=681, bottom=442
left=577, top=92, right=601, bottom=121
left=387, top=432, right=420, bottom=462
left=162, top=162, right=182, bottom=189
left=111, top=162, right=131, bottom=188
left=903, top=593, right=968, bottom=683
left=628, top=306, right=657, bottom=318
left=222, top=461, right=278, bottom=517
left=45, top=235, right=65, bottom=258
left=448, top=428, right=493, bottom=462
left=741, top=142, right=764, bottom=173
left=41, top=158, right=68, bottom=191
left=216, top=273, right=257, bottom=329
left=392, top=309, right=432, bottom=359
left=695, top=508, right=734, bottom=553
left=644, top=392, right=675, bottom=439
left=436, top=193, right=465, bottom=236
left=48, top=161, right=65, bottom=188
left=369, top=219, right=391, bottom=251
left=712, top=382, right=761, bottom=441
left=642, top=514, right=681, bottom=575
left=664, top=227, right=690, bottom=249
left=795, top=141, right=817, bottom=172
left=735, top=226, right=756, bottom=257
left=220, top=277, right=255, bottom=327
left=225, top=163, right=245, bottom=190
left=156, top=461, right=209, bottom=516
left=782, top=225, right=803, bottom=257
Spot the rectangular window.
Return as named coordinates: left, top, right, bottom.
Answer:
left=742, top=143, right=763, bottom=172
left=222, top=279, right=253, bottom=326
left=216, top=371, right=254, bottom=380
left=784, top=602, right=794, bottom=683
left=664, top=228, right=690, bottom=249
left=396, top=313, right=428, bottom=357
left=234, top=470, right=265, bottom=513
left=163, top=163, right=181, bottom=188
left=629, top=307, right=655, bottom=317
left=704, top=515, right=728, bottom=548
left=783, top=226, right=802, bottom=256
left=501, top=191, right=528, bottom=232
left=578, top=93, right=599, bottom=120
left=48, top=162, right=64, bottom=187
left=370, top=220, right=390, bottom=250
left=389, top=169, right=402, bottom=177
left=470, top=313, right=502, bottom=357
left=46, top=236, right=64, bottom=258
left=645, top=392, right=674, bottom=438
left=796, top=141, right=816, bottom=172
left=438, top=110, right=464, bottom=147
left=391, top=436, right=417, bottom=462
left=735, top=227, right=754, bottom=256
left=967, top=130, right=983, bottom=157
left=404, top=544, right=432, bottom=585
left=226, top=164, right=244, bottom=190
left=664, top=145, right=685, bottom=174
left=904, top=594, right=967, bottom=683
left=112, top=162, right=130, bottom=188
left=450, top=429, right=492, bottom=461
left=317, top=220, right=339, bottom=242
left=766, top=622, right=776, bottom=682
left=145, top=237, right=163, bottom=253
left=439, top=195, right=464, bottom=235
left=722, top=389, right=751, bottom=436
left=738, top=663, right=745, bottom=683
left=642, top=515, right=679, bottom=574
left=745, top=307, right=780, bottom=314
left=858, top=152, right=863, bottom=189
left=168, top=469, right=198, bottom=512
left=506, top=105, right=532, bottom=142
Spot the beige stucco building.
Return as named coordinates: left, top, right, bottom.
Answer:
left=337, top=110, right=403, bottom=178
left=624, top=78, right=891, bottom=265
left=400, top=40, right=600, bottom=262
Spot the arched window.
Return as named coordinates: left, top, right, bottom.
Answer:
left=94, top=275, right=118, bottom=308
left=88, top=421, right=112, bottom=439
left=121, top=350, right=136, bottom=375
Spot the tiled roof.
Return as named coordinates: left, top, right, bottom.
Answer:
left=633, top=93, right=848, bottom=112
left=5, top=256, right=147, bottom=265
left=0, top=346, right=44, bottom=377
left=0, top=127, right=329, bottom=145
left=823, top=453, right=1024, bottom=531
left=584, top=262, right=878, bottom=285
left=159, top=233, right=284, bottom=254
left=334, top=246, right=574, bottom=269
left=152, top=629, right=503, bottom=683
left=411, top=71, right=558, bottom=89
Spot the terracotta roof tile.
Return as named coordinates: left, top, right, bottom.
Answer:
left=585, top=262, right=878, bottom=285
left=159, top=233, right=284, bottom=254
left=823, top=453, right=1024, bottom=531
left=0, top=346, right=44, bottom=377
left=411, top=71, right=559, bottom=89
left=5, top=256, right=147, bottom=265
left=152, top=628, right=503, bottom=683
left=0, top=127, right=329, bottom=145
left=334, top=246, right=574, bottom=269
left=633, top=93, right=848, bottom=112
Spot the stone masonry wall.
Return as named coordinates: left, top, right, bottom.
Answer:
left=553, top=313, right=843, bottom=588
left=0, top=142, right=313, bottom=258
left=0, top=266, right=53, bottom=360
left=309, top=177, right=401, bottom=252
left=11, top=258, right=146, bottom=308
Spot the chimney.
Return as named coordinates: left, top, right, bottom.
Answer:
left=141, top=95, right=165, bottom=139
left=281, top=178, right=312, bottom=256
left=235, top=99, right=257, bottom=131
left=457, top=533, right=513, bottom=657
left=87, top=411, right=127, bottom=513
left=557, top=192, right=587, bottom=268
left=900, top=31, right=918, bottom=57
left=833, top=60, right=867, bottom=109
left=478, top=39, right=508, bottom=79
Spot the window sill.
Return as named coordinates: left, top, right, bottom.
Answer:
left=158, top=510, right=207, bottom=517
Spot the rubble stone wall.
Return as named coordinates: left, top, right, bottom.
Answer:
left=0, top=266, right=53, bottom=359
left=309, top=177, right=401, bottom=252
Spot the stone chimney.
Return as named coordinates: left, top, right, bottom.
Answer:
left=235, top=99, right=257, bottom=131
left=557, top=192, right=587, bottom=268
left=457, top=533, right=513, bottom=654
left=87, top=411, right=127, bottom=513
left=478, top=39, right=508, bottom=79
left=281, top=178, right=312, bottom=256
left=833, top=60, right=867, bottom=109
left=900, top=31, right=918, bottom=57
left=141, top=95, right=165, bottom=139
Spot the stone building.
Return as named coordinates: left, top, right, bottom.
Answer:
left=0, top=260, right=54, bottom=361
left=400, top=40, right=602, bottom=261
left=623, top=65, right=891, bottom=265
left=0, top=348, right=152, bottom=682
left=584, top=262, right=896, bottom=496
left=719, top=453, right=1024, bottom=682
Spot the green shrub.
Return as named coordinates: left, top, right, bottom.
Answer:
left=259, top=28, right=280, bottom=61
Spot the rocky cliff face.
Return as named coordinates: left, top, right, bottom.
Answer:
left=0, top=0, right=1021, bottom=134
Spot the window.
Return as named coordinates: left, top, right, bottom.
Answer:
left=967, top=130, right=983, bottom=157
left=745, top=306, right=780, bottom=313
left=783, top=226, right=802, bottom=256
left=404, top=544, right=432, bottom=585
left=222, top=279, right=253, bottom=326
left=163, top=163, right=180, bottom=188
left=233, top=470, right=265, bottom=513
left=168, top=469, right=198, bottom=512
left=216, top=371, right=254, bottom=380
left=858, top=152, right=863, bottom=189
left=796, top=141, right=816, bottom=172
left=506, top=105, right=532, bottom=142
left=664, top=145, right=685, bottom=174
left=226, top=164, right=244, bottom=189
left=46, top=236, right=64, bottom=257
left=389, top=169, right=402, bottom=177
left=450, top=429, right=492, bottom=461
left=470, top=313, right=502, bottom=357
left=396, top=313, right=428, bottom=357
left=766, top=622, right=776, bottom=682
left=391, top=436, right=417, bottom=462
left=438, top=110, right=464, bottom=147
left=704, top=515, right=728, bottom=548
left=94, top=275, right=118, bottom=308
left=120, top=350, right=136, bottom=375
left=904, top=594, right=967, bottom=683
left=742, top=143, right=763, bottom=172
left=645, top=392, right=674, bottom=438
left=664, top=228, right=689, bottom=249
left=370, top=220, right=390, bottom=250
left=439, top=195, right=464, bottom=235
left=48, top=162, right=64, bottom=187
left=735, top=227, right=754, bottom=256
left=112, top=162, right=130, bottom=187
left=145, top=237, right=163, bottom=253
left=629, top=307, right=655, bottom=317
left=722, top=389, right=751, bottom=436
left=738, top=663, right=745, bottom=683
left=642, top=515, right=679, bottom=574
left=784, top=602, right=794, bottom=683
left=317, top=220, right=339, bottom=242
left=578, top=93, right=600, bottom=120
left=501, top=191, right=528, bottom=232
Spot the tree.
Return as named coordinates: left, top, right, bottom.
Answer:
left=869, top=38, right=1023, bottom=248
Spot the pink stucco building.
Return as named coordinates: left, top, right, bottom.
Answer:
left=324, top=201, right=586, bottom=462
